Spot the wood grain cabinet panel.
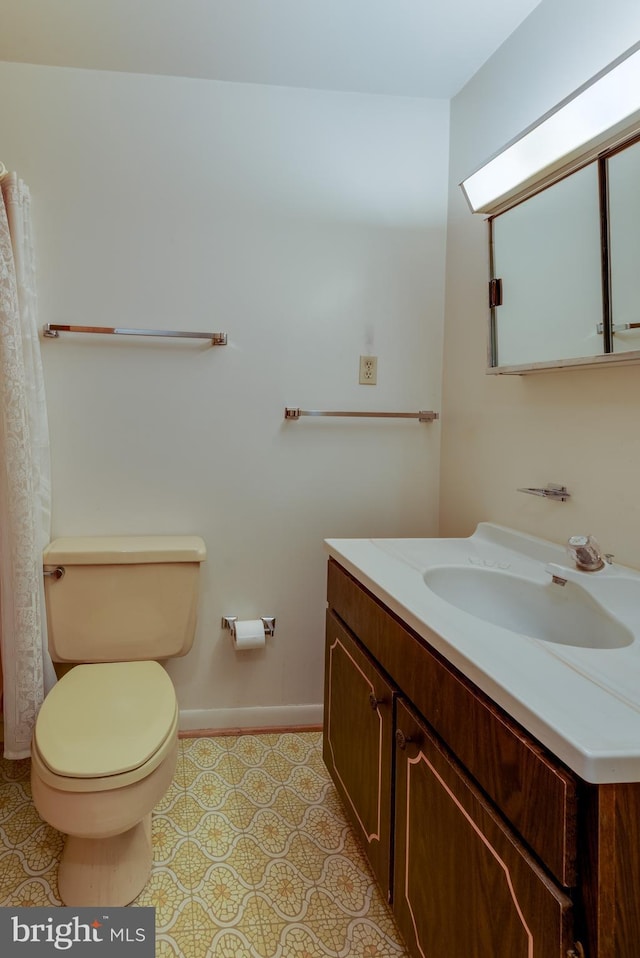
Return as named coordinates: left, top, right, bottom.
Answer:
left=323, top=611, right=395, bottom=898
left=579, top=782, right=640, bottom=958
left=393, top=699, right=574, bottom=958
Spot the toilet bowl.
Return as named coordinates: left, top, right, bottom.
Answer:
left=31, top=661, right=179, bottom=906
left=31, top=535, right=206, bottom=906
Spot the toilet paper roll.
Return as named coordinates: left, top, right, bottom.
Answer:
left=233, top=619, right=266, bottom=651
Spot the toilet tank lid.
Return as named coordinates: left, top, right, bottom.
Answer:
left=43, top=535, right=206, bottom=565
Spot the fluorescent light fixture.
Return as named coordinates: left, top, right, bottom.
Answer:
left=461, top=42, right=640, bottom=214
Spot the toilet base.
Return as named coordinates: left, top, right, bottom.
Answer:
left=58, top=813, right=153, bottom=907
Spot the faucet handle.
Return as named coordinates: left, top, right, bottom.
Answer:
left=567, top=535, right=605, bottom=572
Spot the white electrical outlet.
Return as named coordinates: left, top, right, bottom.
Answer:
left=359, top=355, right=377, bottom=385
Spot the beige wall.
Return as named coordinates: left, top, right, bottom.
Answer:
left=0, top=62, right=449, bottom=729
left=440, top=0, right=640, bottom=567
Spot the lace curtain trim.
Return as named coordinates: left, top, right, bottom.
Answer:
left=0, top=173, right=54, bottom=759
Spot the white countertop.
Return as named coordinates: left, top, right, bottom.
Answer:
left=325, top=523, right=640, bottom=784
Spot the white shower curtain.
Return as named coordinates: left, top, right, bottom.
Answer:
left=0, top=171, right=56, bottom=759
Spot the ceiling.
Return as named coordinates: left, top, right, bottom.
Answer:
left=0, top=0, right=543, bottom=99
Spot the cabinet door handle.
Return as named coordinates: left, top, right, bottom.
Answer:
left=395, top=729, right=412, bottom=750
left=369, top=692, right=386, bottom=710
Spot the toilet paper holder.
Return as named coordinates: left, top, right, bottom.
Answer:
left=221, top=616, right=276, bottom=638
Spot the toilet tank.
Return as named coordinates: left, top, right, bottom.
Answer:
left=43, top=536, right=206, bottom=663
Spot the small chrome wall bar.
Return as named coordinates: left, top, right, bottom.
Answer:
left=284, top=408, right=439, bottom=423
left=517, top=483, right=571, bottom=502
left=221, top=616, right=276, bottom=637
left=43, top=324, right=227, bottom=346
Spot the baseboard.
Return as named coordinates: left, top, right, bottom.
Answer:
left=179, top=703, right=324, bottom=734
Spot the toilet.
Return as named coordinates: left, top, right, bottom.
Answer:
left=31, top=535, right=206, bottom=907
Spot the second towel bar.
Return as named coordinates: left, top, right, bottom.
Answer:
left=284, top=408, right=439, bottom=422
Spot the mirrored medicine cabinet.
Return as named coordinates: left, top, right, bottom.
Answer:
left=488, top=132, right=640, bottom=374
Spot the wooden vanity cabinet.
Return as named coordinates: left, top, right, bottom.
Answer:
left=324, top=558, right=580, bottom=958
left=326, top=559, right=578, bottom=884
left=324, top=557, right=640, bottom=958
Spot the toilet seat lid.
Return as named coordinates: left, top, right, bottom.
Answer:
left=34, top=661, right=177, bottom=778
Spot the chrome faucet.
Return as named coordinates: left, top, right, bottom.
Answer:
left=545, top=535, right=611, bottom=586
left=566, top=535, right=609, bottom=572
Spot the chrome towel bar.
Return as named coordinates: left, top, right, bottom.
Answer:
left=284, top=408, right=439, bottom=423
left=42, top=324, right=227, bottom=345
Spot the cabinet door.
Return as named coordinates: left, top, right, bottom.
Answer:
left=393, top=699, right=574, bottom=958
left=491, top=160, right=603, bottom=367
left=323, top=611, right=394, bottom=898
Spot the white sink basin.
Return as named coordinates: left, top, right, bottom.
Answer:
left=423, top=565, right=633, bottom=649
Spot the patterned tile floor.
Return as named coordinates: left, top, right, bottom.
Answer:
left=0, top=730, right=409, bottom=957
